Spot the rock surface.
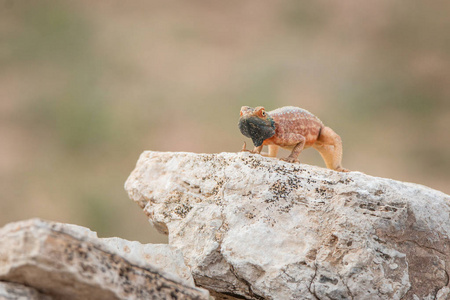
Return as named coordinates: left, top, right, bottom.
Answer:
left=0, top=219, right=209, bottom=300
left=0, top=281, right=51, bottom=300
left=125, top=151, right=450, bottom=300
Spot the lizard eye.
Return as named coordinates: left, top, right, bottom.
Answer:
left=261, top=111, right=266, bottom=117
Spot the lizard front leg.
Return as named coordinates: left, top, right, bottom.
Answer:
left=252, top=145, right=263, bottom=154
left=258, top=145, right=279, bottom=157
left=268, top=145, right=279, bottom=157
left=241, top=142, right=264, bottom=154
left=280, top=135, right=306, bottom=163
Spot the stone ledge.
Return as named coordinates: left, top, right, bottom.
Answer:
left=0, top=218, right=210, bottom=300
left=125, top=151, right=450, bottom=300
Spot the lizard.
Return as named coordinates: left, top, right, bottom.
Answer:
left=238, top=106, right=349, bottom=172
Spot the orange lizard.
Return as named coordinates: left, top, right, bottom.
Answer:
left=238, top=106, right=349, bottom=172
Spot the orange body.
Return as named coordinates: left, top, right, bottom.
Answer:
left=262, top=107, right=323, bottom=149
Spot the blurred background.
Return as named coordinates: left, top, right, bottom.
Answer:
left=1, top=0, right=449, bottom=243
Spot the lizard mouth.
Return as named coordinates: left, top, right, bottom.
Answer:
left=238, top=116, right=275, bottom=147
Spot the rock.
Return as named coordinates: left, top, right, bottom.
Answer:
left=101, top=237, right=196, bottom=287
left=0, top=219, right=210, bottom=300
left=125, top=151, right=450, bottom=300
left=0, top=281, right=51, bottom=300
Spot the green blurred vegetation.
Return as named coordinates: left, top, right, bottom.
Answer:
left=1, top=0, right=449, bottom=243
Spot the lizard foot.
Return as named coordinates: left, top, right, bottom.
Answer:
left=280, top=157, right=299, bottom=164
left=241, top=142, right=263, bottom=154
left=335, top=167, right=350, bottom=172
left=241, top=142, right=251, bottom=152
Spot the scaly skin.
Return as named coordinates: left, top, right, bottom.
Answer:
left=238, top=106, right=349, bottom=172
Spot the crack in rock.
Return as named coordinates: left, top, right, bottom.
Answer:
left=308, top=262, right=319, bottom=300
left=228, top=265, right=264, bottom=300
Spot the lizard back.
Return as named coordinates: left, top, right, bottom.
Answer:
left=267, top=106, right=324, bottom=147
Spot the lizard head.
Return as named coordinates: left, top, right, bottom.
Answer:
left=238, top=106, right=275, bottom=147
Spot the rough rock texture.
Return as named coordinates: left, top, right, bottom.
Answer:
left=0, top=219, right=209, bottom=300
left=125, top=151, right=450, bottom=300
left=0, top=281, right=51, bottom=300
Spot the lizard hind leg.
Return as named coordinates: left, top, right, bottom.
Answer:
left=313, top=126, right=349, bottom=172
left=281, top=135, right=306, bottom=163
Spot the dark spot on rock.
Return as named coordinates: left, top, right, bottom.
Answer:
left=381, top=206, right=398, bottom=212
left=338, top=178, right=354, bottom=185
left=314, top=186, right=333, bottom=199
left=306, top=249, right=317, bottom=261
left=328, top=234, right=338, bottom=246
left=174, top=203, right=192, bottom=218
left=321, top=179, right=335, bottom=185
left=359, top=202, right=376, bottom=211
left=80, top=262, right=97, bottom=275
left=245, top=212, right=256, bottom=219
left=376, top=249, right=391, bottom=260
left=319, top=275, right=339, bottom=285
left=374, top=189, right=383, bottom=196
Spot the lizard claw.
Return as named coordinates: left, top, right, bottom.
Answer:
left=241, top=142, right=251, bottom=152
left=281, top=157, right=300, bottom=164
left=335, top=167, right=350, bottom=172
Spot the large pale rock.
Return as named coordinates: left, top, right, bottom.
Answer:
left=125, top=151, right=450, bottom=300
left=0, top=219, right=209, bottom=300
